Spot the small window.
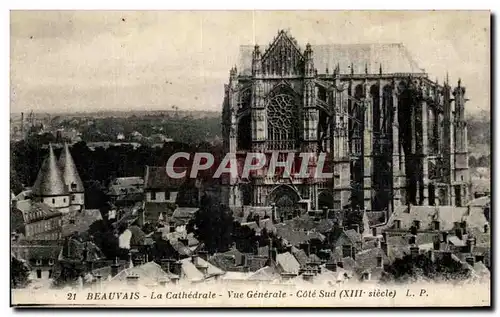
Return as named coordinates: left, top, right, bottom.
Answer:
left=413, top=220, right=421, bottom=230
left=434, top=221, right=440, bottom=230
left=52, top=198, right=55, bottom=204
left=63, top=198, right=66, bottom=203
left=36, top=269, right=42, bottom=279
left=71, top=195, right=75, bottom=202
left=394, top=220, right=401, bottom=229
left=35, top=259, right=42, bottom=266
left=48, top=259, right=54, bottom=266
left=71, top=183, right=77, bottom=191
left=376, top=256, right=383, bottom=268
left=151, top=191, right=157, bottom=201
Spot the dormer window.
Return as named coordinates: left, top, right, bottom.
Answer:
left=413, top=220, right=421, bottom=230
left=433, top=221, right=440, bottom=230
left=71, top=183, right=77, bottom=191
left=35, top=259, right=42, bottom=266
left=48, top=259, right=54, bottom=266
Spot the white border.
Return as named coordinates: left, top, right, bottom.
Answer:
left=2, top=2, right=498, bottom=316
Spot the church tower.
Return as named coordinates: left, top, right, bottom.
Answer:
left=32, top=144, right=70, bottom=214
left=58, top=143, right=85, bottom=212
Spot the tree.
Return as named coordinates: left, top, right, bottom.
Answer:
left=186, top=195, right=234, bottom=253
left=382, top=253, right=471, bottom=283
left=11, top=257, right=30, bottom=288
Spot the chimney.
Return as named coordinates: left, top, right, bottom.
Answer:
left=254, top=241, right=260, bottom=255
left=465, top=256, right=475, bottom=267
left=302, top=271, right=315, bottom=282
left=351, top=224, right=360, bottom=234
left=381, top=242, right=388, bottom=254
left=441, top=231, right=448, bottom=243
left=323, top=206, right=329, bottom=219
left=271, top=203, right=277, bottom=223
left=269, top=248, right=277, bottom=262
left=158, top=277, right=168, bottom=287
left=325, top=262, right=337, bottom=272
left=110, top=258, right=120, bottom=277
left=433, top=238, right=440, bottom=251
left=160, top=259, right=173, bottom=273
left=466, top=237, right=475, bottom=253
left=171, top=260, right=183, bottom=276
left=197, top=250, right=208, bottom=261
left=410, top=246, right=419, bottom=258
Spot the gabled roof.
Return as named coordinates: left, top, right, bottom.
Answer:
left=112, top=261, right=178, bottom=283
left=238, top=37, right=425, bottom=76
left=32, top=144, right=68, bottom=197
left=58, top=143, right=84, bottom=193
left=276, top=252, right=301, bottom=274
left=144, top=166, right=187, bottom=190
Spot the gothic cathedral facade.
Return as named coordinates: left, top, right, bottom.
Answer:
left=221, top=30, right=470, bottom=216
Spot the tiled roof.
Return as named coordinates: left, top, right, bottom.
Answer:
left=32, top=144, right=68, bottom=197
left=467, top=196, right=490, bottom=207
left=248, top=265, right=281, bottom=281
left=180, top=257, right=225, bottom=281
left=354, top=247, right=388, bottom=280
left=21, top=202, right=62, bottom=224
left=12, top=240, right=62, bottom=260
left=144, top=166, right=187, bottom=190
left=144, top=202, right=176, bottom=223
left=241, top=218, right=276, bottom=234
left=276, top=252, right=300, bottom=274
left=275, top=224, right=326, bottom=246
left=58, top=143, right=84, bottom=193
left=238, top=41, right=424, bottom=76
left=112, top=261, right=178, bottom=284
left=291, top=248, right=309, bottom=267
left=384, top=205, right=488, bottom=232
left=344, top=229, right=362, bottom=244
left=110, top=177, right=144, bottom=187
left=63, top=209, right=102, bottom=237
left=172, top=207, right=199, bottom=220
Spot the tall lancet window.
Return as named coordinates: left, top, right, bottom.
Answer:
left=267, top=93, right=297, bottom=150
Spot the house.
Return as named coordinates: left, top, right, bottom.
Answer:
left=11, top=239, right=63, bottom=281
left=11, top=201, right=63, bottom=241
left=107, top=176, right=144, bottom=206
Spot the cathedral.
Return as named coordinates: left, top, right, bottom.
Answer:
left=32, top=143, right=85, bottom=215
left=221, top=30, right=470, bottom=217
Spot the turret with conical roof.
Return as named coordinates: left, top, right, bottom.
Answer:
left=58, top=143, right=85, bottom=211
left=32, top=144, right=70, bottom=213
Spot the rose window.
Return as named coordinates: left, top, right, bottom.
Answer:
left=267, top=94, right=296, bottom=142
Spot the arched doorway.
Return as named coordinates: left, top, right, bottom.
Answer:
left=268, top=185, right=300, bottom=220
left=318, top=191, right=334, bottom=210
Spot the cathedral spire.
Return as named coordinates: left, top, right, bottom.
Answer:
left=59, top=143, right=84, bottom=193
left=32, top=143, right=68, bottom=197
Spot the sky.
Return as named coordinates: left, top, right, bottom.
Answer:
left=10, top=11, right=490, bottom=114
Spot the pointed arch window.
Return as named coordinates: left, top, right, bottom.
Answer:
left=267, top=93, right=297, bottom=150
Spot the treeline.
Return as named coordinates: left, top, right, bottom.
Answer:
left=61, top=115, right=222, bottom=144
left=10, top=139, right=224, bottom=196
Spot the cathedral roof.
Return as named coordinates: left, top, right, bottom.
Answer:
left=32, top=144, right=68, bottom=197
left=58, top=143, right=84, bottom=193
left=238, top=43, right=424, bottom=76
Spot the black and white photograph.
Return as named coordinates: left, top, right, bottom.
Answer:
left=9, top=10, right=491, bottom=307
